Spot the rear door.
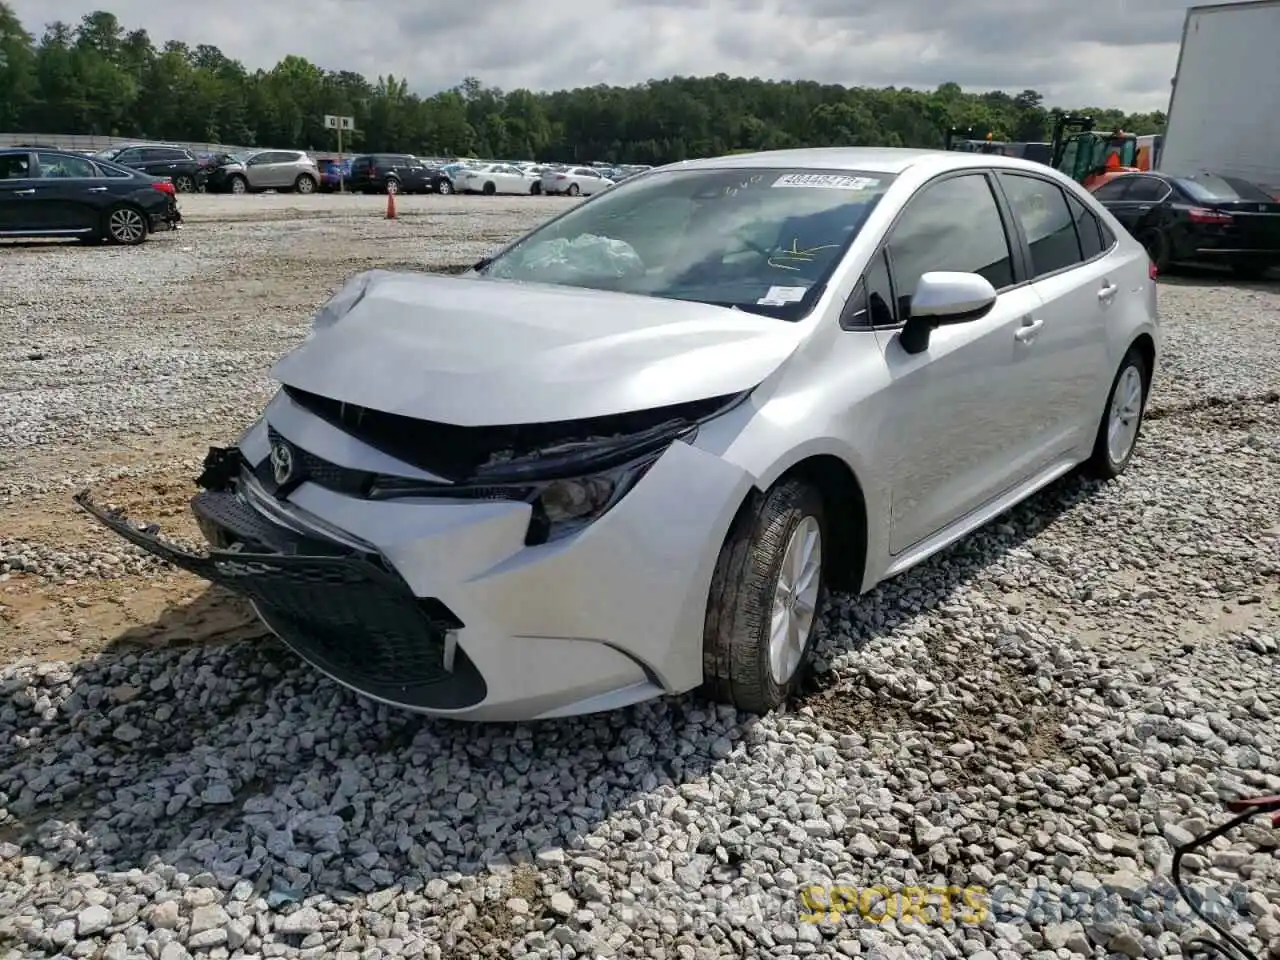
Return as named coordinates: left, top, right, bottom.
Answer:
left=32, top=152, right=104, bottom=231
left=137, top=147, right=184, bottom=179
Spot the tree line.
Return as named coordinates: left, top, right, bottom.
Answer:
left=0, top=4, right=1167, bottom=164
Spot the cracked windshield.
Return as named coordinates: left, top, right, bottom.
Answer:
left=481, top=168, right=894, bottom=318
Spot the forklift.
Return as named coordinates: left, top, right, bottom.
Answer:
left=1049, top=112, right=1140, bottom=189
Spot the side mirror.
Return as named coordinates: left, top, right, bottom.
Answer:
left=898, top=272, right=997, bottom=355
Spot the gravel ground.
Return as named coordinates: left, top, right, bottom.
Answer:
left=1, top=194, right=1278, bottom=960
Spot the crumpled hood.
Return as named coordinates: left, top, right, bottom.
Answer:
left=271, top=271, right=804, bottom=426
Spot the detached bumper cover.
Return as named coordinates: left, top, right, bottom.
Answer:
left=73, top=488, right=486, bottom=711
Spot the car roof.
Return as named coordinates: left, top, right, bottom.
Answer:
left=673, top=146, right=1065, bottom=178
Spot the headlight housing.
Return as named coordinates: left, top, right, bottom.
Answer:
left=524, top=452, right=661, bottom=545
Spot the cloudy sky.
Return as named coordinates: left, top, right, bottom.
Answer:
left=10, top=0, right=1197, bottom=112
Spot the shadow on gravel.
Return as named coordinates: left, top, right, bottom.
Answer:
left=1159, top=263, right=1278, bottom=293
left=0, top=587, right=741, bottom=903
left=798, top=469, right=1110, bottom=781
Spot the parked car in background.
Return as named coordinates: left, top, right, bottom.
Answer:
left=454, top=163, right=538, bottom=195
left=318, top=158, right=352, bottom=192
left=0, top=148, right=179, bottom=245
left=540, top=166, right=614, bottom=196
left=346, top=154, right=436, bottom=194
left=1092, top=170, right=1280, bottom=278
left=92, top=143, right=206, bottom=194
left=76, top=147, right=1158, bottom=721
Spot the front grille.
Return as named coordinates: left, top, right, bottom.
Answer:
left=264, top=426, right=374, bottom=496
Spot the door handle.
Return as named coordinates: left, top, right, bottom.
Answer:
left=1137, top=205, right=1151, bottom=212
left=1013, top=317, right=1044, bottom=342
left=87, top=186, right=108, bottom=192
left=14, top=188, right=35, bottom=196
left=1098, top=281, right=1118, bottom=303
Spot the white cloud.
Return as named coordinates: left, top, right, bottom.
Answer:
left=8, top=0, right=1189, bottom=111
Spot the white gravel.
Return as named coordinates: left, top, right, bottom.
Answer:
left=1, top=196, right=1278, bottom=960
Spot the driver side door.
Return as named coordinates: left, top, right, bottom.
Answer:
left=868, top=171, right=1046, bottom=554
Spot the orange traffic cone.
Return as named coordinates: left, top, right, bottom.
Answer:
left=385, top=190, right=397, bottom=219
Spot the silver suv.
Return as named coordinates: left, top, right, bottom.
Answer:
left=220, top=150, right=320, bottom=194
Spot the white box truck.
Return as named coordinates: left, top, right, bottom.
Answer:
left=1161, top=0, right=1280, bottom=195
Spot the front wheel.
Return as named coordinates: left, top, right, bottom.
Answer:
left=530, top=181, right=541, bottom=195
left=173, top=174, right=195, bottom=193
left=1083, top=346, right=1149, bottom=479
left=294, top=174, right=316, bottom=194
left=103, top=205, right=148, bottom=246
left=702, top=480, right=827, bottom=714
left=228, top=175, right=247, bottom=195
left=482, top=181, right=496, bottom=196
left=437, top=180, right=453, bottom=195
left=385, top=178, right=400, bottom=195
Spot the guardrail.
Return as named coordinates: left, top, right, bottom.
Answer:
left=0, top=132, right=277, bottom=155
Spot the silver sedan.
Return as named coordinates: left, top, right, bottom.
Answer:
left=78, top=147, right=1159, bottom=721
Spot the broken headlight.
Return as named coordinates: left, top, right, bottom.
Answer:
left=525, top=453, right=660, bottom=546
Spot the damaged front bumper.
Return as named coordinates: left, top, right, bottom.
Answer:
left=74, top=476, right=487, bottom=712
left=75, top=421, right=753, bottom=721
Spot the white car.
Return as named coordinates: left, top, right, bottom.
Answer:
left=540, top=166, right=614, bottom=196
left=454, top=163, right=537, bottom=196
left=78, top=147, right=1159, bottom=722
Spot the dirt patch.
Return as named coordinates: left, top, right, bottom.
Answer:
left=442, top=862, right=549, bottom=959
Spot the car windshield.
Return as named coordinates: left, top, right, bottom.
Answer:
left=478, top=166, right=893, bottom=320
left=1174, top=173, right=1275, bottom=203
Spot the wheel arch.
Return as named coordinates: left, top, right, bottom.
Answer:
left=1129, top=332, right=1156, bottom=391
left=770, top=454, right=868, bottom=593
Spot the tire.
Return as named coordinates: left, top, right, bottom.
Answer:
left=102, top=204, right=148, bottom=246
left=228, top=175, right=247, bottom=195
left=385, top=178, right=400, bottom=195
left=568, top=183, right=581, bottom=196
left=1138, top=227, right=1170, bottom=274
left=294, top=174, right=316, bottom=194
left=530, top=181, right=541, bottom=195
left=437, top=180, right=453, bottom=195
left=1083, top=346, right=1149, bottom=480
left=702, top=480, right=828, bottom=714
left=173, top=174, right=195, bottom=193
left=482, top=181, right=496, bottom=196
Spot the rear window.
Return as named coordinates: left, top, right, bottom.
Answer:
left=1175, top=173, right=1275, bottom=203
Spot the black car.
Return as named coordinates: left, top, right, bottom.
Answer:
left=92, top=143, right=208, bottom=193
left=0, top=148, right=180, bottom=245
left=1092, top=171, right=1280, bottom=279
left=347, top=154, right=447, bottom=194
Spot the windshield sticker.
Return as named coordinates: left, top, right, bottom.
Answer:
left=757, top=285, right=810, bottom=306
left=773, top=173, right=880, bottom=190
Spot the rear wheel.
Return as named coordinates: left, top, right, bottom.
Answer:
left=530, top=181, right=541, bottom=195
left=702, top=480, right=827, bottom=714
left=482, top=181, right=496, bottom=196
left=437, top=180, right=453, bottom=195
left=568, top=183, right=581, bottom=197
left=228, top=175, right=247, bottom=195
left=103, top=205, right=148, bottom=246
left=385, top=178, right=400, bottom=195
left=294, top=174, right=316, bottom=194
left=1083, top=346, right=1149, bottom=479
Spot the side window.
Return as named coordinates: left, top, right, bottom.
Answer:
left=98, top=163, right=132, bottom=179
left=36, top=152, right=96, bottom=179
left=998, top=173, right=1083, bottom=278
left=1091, top=178, right=1131, bottom=201
left=886, top=173, right=1014, bottom=316
left=1126, top=177, right=1170, bottom=202
left=1065, top=193, right=1105, bottom=260
left=0, top=154, right=32, bottom=178
left=115, top=149, right=142, bottom=165
left=841, top=248, right=897, bottom=330
left=1098, top=220, right=1117, bottom=249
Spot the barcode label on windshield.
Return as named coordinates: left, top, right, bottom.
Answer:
left=773, top=174, right=880, bottom=190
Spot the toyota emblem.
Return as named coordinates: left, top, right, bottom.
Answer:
left=269, top=440, right=295, bottom=486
